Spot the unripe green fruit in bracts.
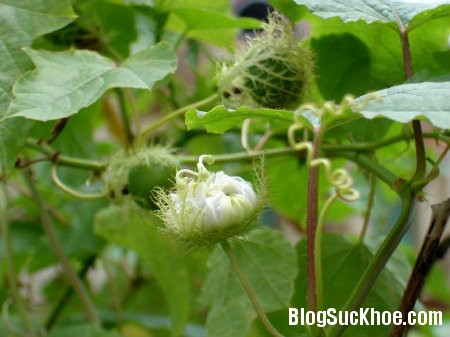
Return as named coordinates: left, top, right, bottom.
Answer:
left=217, top=13, right=313, bottom=109
left=106, top=147, right=177, bottom=209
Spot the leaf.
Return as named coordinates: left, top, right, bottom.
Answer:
left=200, top=227, right=297, bottom=337
left=357, top=81, right=450, bottom=128
left=310, top=33, right=371, bottom=101
left=293, top=0, right=450, bottom=30
left=7, top=42, right=177, bottom=121
left=171, top=8, right=261, bottom=30
left=185, top=105, right=294, bottom=133
left=270, top=0, right=309, bottom=23
left=0, top=0, right=76, bottom=171
left=293, top=235, right=410, bottom=337
left=94, top=204, right=190, bottom=337
left=306, top=12, right=450, bottom=98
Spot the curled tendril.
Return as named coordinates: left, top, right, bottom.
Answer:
left=294, top=93, right=381, bottom=122
left=287, top=95, right=374, bottom=202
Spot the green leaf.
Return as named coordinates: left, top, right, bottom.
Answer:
left=185, top=105, right=294, bottom=133
left=171, top=8, right=261, bottom=30
left=200, top=227, right=297, bottom=337
left=293, top=235, right=409, bottom=337
left=94, top=204, right=190, bottom=337
left=7, top=42, right=177, bottom=121
left=310, top=33, right=371, bottom=101
left=358, top=81, right=450, bottom=128
left=293, top=0, right=450, bottom=29
left=0, top=0, right=76, bottom=171
left=76, top=0, right=137, bottom=59
left=270, top=0, right=309, bottom=23
left=306, top=13, right=450, bottom=98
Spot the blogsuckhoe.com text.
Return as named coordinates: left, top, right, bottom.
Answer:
left=289, top=308, right=442, bottom=328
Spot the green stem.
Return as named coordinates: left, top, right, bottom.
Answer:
left=220, top=242, right=286, bottom=337
left=333, top=152, right=401, bottom=189
left=327, top=188, right=415, bottom=337
left=359, top=174, right=376, bottom=243
left=50, top=164, right=107, bottom=200
left=322, top=134, right=409, bottom=152
left=306, top=130, right=321, bottom=312
left=400, top=29, right=426, bottom=181
left=315, top=194, right=338, bottom=311
left=25, top=139, right=107, bottom=171
left=411, top=120, right=426, bottom=181
left=115, top=89, right=134, bottom=147
left=178, top=147, right=297, bottom=164
left=22, top=169, right=101, bottom=327
left=141, top=93, right=218, bottom=137
left=0, top=183, right=35, bottom=336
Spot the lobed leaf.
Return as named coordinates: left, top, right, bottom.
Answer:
left=6, top=42, right=177, bottom=121
left=357, top=81, right=450, bottom=128
left=0, top=0, right=76, bottom=171
left=293, top=0, right=450, bottom=30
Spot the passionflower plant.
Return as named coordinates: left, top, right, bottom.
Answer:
left=156, top=155, right=262, bottom=245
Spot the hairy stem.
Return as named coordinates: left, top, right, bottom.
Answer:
left=141, top=93, right=218, bottom=137
left=23, top=169, right=100, bottom=326
left=221, top=242, right=286, bottom=337
left=390, top=198, right=450, bottom=337
left=1, top=183, right=35, bottom=336
left=327, top=188, right=415, bottom=337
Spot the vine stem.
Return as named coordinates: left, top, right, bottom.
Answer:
left=141, top=93, right=218, bottom=137
left=25, top=139, right=107, bottom=171
left=359, top=173, right=376, bottom=243
left=50, top=164, right=107, bottom=200
left=115, top=89, right=134, bottom=147
left=327, top=188, right=415, bottom=337
left=220, top=242, right=286, bottom=337
left=0, top=183, right=35, bottom=336
left=306, top=129, right=321, bottom=312
left=389, top=198, right=450, bottom=337
left=22, top=168, right=101, bottom=327
left=315, top=193, right=338, bottom=311
left=401, top=29, right=426, bottom=181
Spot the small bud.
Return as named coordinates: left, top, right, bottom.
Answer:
left=156, top=155, right=261, bottom=245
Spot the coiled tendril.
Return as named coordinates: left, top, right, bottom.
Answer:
left=286, top=94, right=380, bottom=202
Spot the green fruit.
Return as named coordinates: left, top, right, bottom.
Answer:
left=106, top=147, right=178, bottom=210
left=128, top=163, right=176, bottom=209
left=217, top=13, right=312, bottom=109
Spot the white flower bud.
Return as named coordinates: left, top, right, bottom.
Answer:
left=156, top=155, right=260, bottom=244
